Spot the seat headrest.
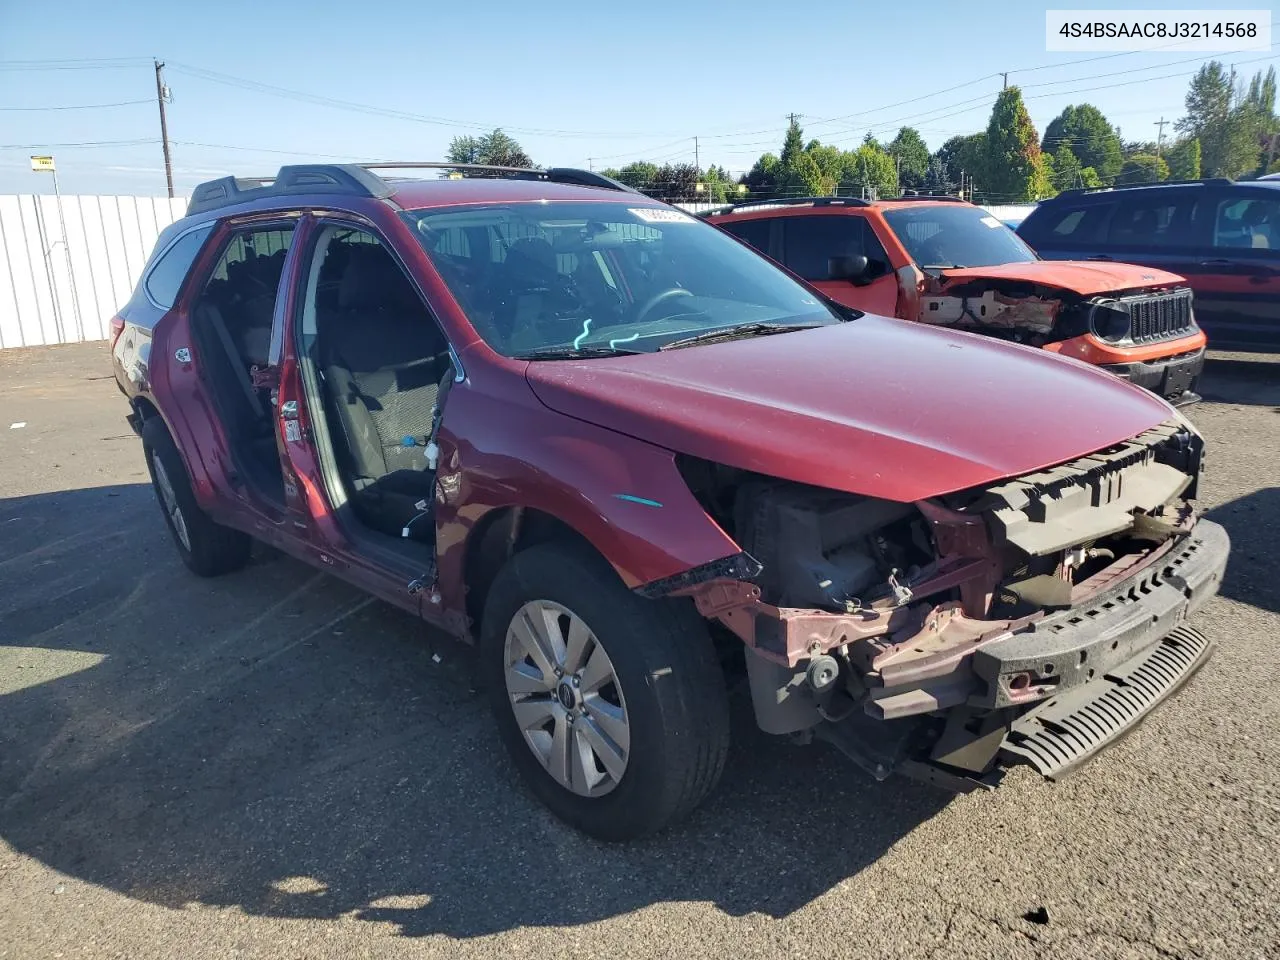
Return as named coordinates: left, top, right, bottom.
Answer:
left=504, top=237, right=557, bottom=281
left=338, top=249, right=423, bottom=313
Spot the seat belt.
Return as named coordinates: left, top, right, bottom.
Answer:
left=204, top=304, right=265, bottom=419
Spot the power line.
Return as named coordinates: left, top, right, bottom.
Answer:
left=0, top=138, right=158, bottom=149
left=165, top=61, right=667, bottom=140
left=0, top=98, right=152, bottom=111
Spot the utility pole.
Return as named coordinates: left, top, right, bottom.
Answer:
left=154, top=59, right=174, bottom=199
left=587, top=157, right=594, bottom=171
left=1154, top=117, right=1168, bottom=162
left=694, top=136, right=699, bottom=174
left=1000, top=72, right=1009, bottom=90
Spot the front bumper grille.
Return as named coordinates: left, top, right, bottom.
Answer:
left=1001, top=625, right=1213, bottom=778
left=1127, top=288, right=1196, bottom=343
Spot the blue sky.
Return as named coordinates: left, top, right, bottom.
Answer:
left=1, top=0, right=1277, bottom=196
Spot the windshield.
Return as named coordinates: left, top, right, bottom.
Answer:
left=883, top=204, right=1039, bottom=270
left=401, top=202, right=841, bottom=356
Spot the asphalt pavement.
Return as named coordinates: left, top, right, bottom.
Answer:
left=1, top=341, right=1277, bottom=960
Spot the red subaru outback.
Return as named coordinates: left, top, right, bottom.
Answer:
left=112, top=163, right=1228, bottom=840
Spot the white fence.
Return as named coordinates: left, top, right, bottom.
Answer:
left=0, top=194, right=187, bottom=349
left=0, top=194, right=1038, bottom=350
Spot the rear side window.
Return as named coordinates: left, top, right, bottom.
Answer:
left=1028, top=203, right=1115, bottom=245
left=144, top=225, right=213, bottom=307
left=719, top=218, right=772, bottom=256
left=1106, top=195, right=1202, bottom=247
left=782, top=215, right=880, bottom=281
left=1214, top=195, right=1280, bottom=250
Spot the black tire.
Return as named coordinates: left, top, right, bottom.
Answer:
left=141, top=417, right=251, bottom=577
left=481, top=541, right=730, bottom=841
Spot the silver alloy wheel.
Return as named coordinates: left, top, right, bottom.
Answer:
left=151, top=453, right=191, bottom=552
left=503, top=599, right=630, bottom=797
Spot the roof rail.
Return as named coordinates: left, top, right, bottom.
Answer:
left=1054, top=177, right=1234, bottom=199
left=883, top=194, right=967, bottom=203
left=701, top=196, right=871, bottom=217
left=186, top=162, right=640, bottom=216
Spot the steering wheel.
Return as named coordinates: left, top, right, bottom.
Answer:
left=635, top=287, right=694, bottom=324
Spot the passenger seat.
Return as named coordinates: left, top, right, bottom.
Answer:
left=321, top=251, right=449, bottom=538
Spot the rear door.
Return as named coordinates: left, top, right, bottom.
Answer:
left=148, top=215, right=299, bottom=538
left=778, top=213, right=898, bottom=315
left=1191, top=188, right=1280, bottom=349
left=1093, top=188, right=1210, bottom=282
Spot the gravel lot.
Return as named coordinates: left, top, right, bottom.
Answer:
left=1, top=341, right=1277, bottom=960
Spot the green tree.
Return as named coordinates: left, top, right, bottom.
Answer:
left=1178, top=62, right=1258, bottom=177
left=888, top=127, right=930, bottom=191
left=1050, top=145, right=1084, bottom=191
left=612, top=161, right=659, bottom=191
left=1117, top=154, right=1170, bottom=184
left=1165, top=137, right=1201, bottom=179
left=699, top=164, right=736, bottom=203
left=743, top=152, right=780, bottom=196
left=1243, top=66, right=1279, bottom=174
left=839, top=144, right=898, bottom=199
left=1044, top=105, right=1124, bottom=183
left=445, top=128, right=533, bottom=168
left=935, top=133, right=987, bottom=195
left=649, top=163, right=700, bottom=200
left=983, top=86, right=1045, bottom=202
left=777, top=152, right=826, bottom=197
left=780, top=117, right=806, bottom=167
left=923, top=156, right=954, bottom=194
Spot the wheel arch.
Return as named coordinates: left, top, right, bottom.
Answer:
left=461, top=505, right=620, bottom=639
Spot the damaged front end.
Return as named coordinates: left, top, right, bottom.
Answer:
left=914, top=275, right=1205, bottom=405
left=647, top=419, right=1229, bottom=790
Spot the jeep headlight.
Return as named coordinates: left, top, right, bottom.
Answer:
left=1088, top=300, right=1131, bottom=343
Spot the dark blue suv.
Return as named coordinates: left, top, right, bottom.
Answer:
left=1018, top=179, right=1280, bottom=352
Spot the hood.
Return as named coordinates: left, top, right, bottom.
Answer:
left=524, top=316, right=1174, bottom=503
left=939, top=261, right=1185, bottom=296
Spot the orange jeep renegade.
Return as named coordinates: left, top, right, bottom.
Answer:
left=706, top=196, right=1207, bottom=404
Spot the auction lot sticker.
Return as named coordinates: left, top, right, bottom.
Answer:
left=1046, top=10, right=1270, bottom=51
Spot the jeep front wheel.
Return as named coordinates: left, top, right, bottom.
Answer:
left=481, top=542, right=730, bottom=841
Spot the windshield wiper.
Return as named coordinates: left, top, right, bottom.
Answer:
left=922, top=263, right=965, bottom=270
left=659, top=321, right=826, bottom=351
left=513, top=344, right=645, bottom=360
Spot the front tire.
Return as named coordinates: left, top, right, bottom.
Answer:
left=142, top=417, right=251, bottom=577
left=481, top=542, right=730, bottom=841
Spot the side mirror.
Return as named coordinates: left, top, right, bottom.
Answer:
left=828, top=254, right=870, bottom=284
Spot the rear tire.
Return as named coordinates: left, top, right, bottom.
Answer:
left=481, top=541, right=730, bottom=841
left=142, top=417, right=251, bottom=577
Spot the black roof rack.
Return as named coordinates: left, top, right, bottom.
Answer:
left=699, top=196, right=871, bottom=217
left=186, top=162, right=640, bottom=216
left=1053, top=177, right=1234, bottom=199
left=884, top=194, right=967, bottom=203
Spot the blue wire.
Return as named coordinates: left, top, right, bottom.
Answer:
left=572, top=318, right=593, bottom=350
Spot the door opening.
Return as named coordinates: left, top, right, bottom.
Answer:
left=189, top=225, right=295, bottom=502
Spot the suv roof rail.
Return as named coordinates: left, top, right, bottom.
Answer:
left=884, top=194, right=967, bottom=203
left=701, top=196, right=871, bottom=217
left=1053, top=177, right=1234, bottom=199
left=186, top=162, right=640, bottom=216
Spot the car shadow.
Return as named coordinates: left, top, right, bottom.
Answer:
left=1198, top=354, right=1280, bottom=409
left=0, top=483, right=951, bottom=940
left=1205, top=486, right=1280, bottom=616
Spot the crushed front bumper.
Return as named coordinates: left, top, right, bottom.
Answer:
left=1103, top=347, right=1205, bottom=405
left=971, top=517, right=1227, bottom=711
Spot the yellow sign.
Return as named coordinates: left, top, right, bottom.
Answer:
left=30, top=155, right=55, bottom=172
